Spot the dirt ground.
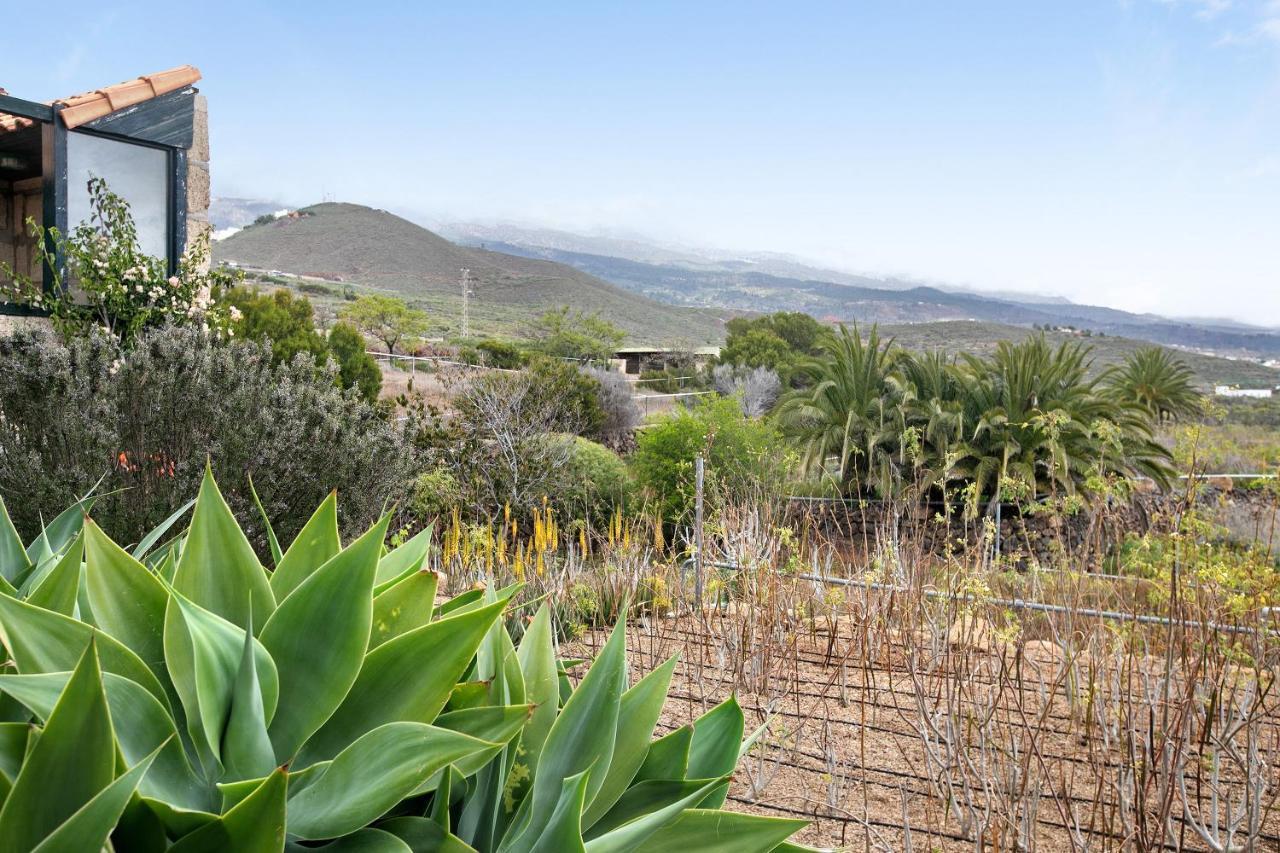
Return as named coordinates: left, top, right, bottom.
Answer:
left=565, top=612, right=1280, bottom=852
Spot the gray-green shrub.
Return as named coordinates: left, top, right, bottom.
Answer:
left=0, top=326, right=414, bottom=547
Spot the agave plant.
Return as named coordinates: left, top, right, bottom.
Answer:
left=0, top=469, right=808, bottom=851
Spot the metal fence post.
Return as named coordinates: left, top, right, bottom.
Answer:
left=694, top=454, right=705, bottom=611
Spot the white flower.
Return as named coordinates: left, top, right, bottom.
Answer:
left=228, top=306, right=243, bottom=322
left=168, top=276, right=180, bottom=288
left=108, top=359, right=122, bottom=376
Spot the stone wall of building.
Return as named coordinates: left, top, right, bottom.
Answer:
left=186, top=94, right=211, bottom=260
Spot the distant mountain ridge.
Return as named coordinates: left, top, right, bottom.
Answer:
left=439, top=225, right=1280, bottom=360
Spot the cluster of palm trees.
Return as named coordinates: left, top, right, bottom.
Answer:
left=776, top=326, right=1201, bottom=515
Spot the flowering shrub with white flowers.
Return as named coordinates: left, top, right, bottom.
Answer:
left=0, top=176, right=240, bottom=345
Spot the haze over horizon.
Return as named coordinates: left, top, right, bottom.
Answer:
left=4, top=1, right=1279, bottom=325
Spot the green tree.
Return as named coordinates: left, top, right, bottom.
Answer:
left=720, top=328, right=794, bottom=372
left=632, top=395, right=782, bottom=523
left=225, top=287, right=328, bottom=365
left=776, top=324, right=904, bottom=496
left=722, top=312, right=832, bottom=378
left=340, top=294, right=429, bottom=354
left=327, top=321, right=383, bottom=402
left=531, top=307, right=625, bottom=362
left=1103, top=346, right=1201, bottom=423
left=524, top=355, right=606, bottom=438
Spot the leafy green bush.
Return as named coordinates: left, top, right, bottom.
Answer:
left=476, top=338, right=526, bottom=369
left=327, top=321, right=383, bottom=402
left=225, top=287, right=328, bottom=365
left=535, top=434, right=634, bottom=524
left=0, top=472, right=806, bottom=851
left=0, top=326, right=412, bottom=548
left=632, top=395, right=784, bottom=523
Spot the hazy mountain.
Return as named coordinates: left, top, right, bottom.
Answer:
left=448, top=233, right=1280, bottom=360
left=209, top=197, right=287, bottom=231
left=212, top=203, right=728, bottom=345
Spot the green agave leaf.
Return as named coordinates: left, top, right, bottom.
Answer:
left=584, top=777, right=731, bottom=853
left=584, top=778, right=723, bottom=841
left=501, top=619, right=627, bottom=853
left=584, top=654, right=680, bottom=827
left=30, top=742, right=163, bottom=853
left=287, top=723, right=500, bottom=840
left=168, top=767, right=287, bottom=853
left=0, top=497, right=30, bottom=583
left=447, top=681, right=491, bottom=712
left=436, top=588, right=483, bottom=618
left=685, top=697, right=744, bottom=809
left=223, top=606, right=276, bottom=782
left=527, top=770, right=589, bottom=853
left=25, top=534, right=83, bottom=617
left=0, top=722, right=30, bottom=785
left=28, top=490, right=96, bottom=563
left=174, top=466, right=275, bottom=633
left=422, top=705, right=532, bottom=791
left=430, top=765, right=456, bottom=831
left=0, top=593, right=170, bottom=710
left=0, top=642, right=114, bottom=852
left=248, top=475, right=284, bottom=569
left=296, top=598, right=507, bottom=767
left=374, top=524, right=433, bottom=587
left=164, top=592, right=280, bottom=775
left=131, top=498, right=196, bottom=560
left=290, top=828, right=413, bottom=852
left=84, top=518, right=170, bottom=679
left=261, top=516, right=387, bottom=763
left=0, top=671, right=209, bottom=810
left=514, top=604, right=558, bottom=780
left=378, top=817, right=476, bottom=853
left=268, top=491, right=340, bottom=600
left=371, top=570, right=438, bottom=648
left=633, top=726, right=693, bottom=783
left=623, top=809, right=805, bottom=853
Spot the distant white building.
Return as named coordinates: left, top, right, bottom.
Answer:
left=1214, top=385, right=1274, bottom=398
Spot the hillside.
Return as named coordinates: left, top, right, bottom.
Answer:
left=212, top=204, right=728, bottom=346
left=878, top=320, right=1279, bottom=389
left=464, top=240, right=1280, bottom=361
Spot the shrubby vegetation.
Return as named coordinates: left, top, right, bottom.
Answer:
left=0, top=327, right=412, bottom=547
left=632, top=395, right=785, bottom=524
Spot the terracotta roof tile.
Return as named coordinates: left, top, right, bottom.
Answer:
left=0, top=65, right=201, bottom=135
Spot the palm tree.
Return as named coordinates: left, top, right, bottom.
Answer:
left=776, top=324, right=903, bottom=495
left=949, top=335, right=1173, bottom=514
left=1102, top=346, right=1201, bottom=423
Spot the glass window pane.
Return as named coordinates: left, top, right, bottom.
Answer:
left=67, top=132, right=169, bottom=259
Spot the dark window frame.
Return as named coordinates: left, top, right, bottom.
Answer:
left=1, top=93, right=190, bottom=316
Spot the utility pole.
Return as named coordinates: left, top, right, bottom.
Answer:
left=459, top=268, right=472, bottom=339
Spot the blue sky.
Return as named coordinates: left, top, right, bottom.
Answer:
left=5, top=1, right=1279, bottom=324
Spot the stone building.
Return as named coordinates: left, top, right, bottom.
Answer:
left=0, top=66, right=209, bottom=326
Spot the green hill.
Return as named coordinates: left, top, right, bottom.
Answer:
left=212, top=203, right=728, bottom=346
left=879, top=320, right=1279, bottom=389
